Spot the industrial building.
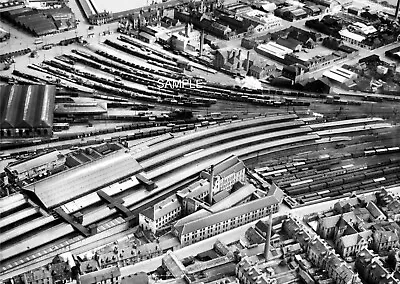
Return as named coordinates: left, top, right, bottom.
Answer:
left=139, top=194, right=182, bottom=234
left=0, top=85, right=56, bottom=138
left=139, top=155, right=249, bottom=234
left=322, top=66, right=358, bottom=85
left=0, top=0, right=25, bottom=13
left=2, top=6, right=76, bottom=36
left=5, top=150, right=66, bottom=184
left=200, top=155, right=246, bottom=196
left=177, top=179, right=210, bottom=214
left=171, top=185, right=284, bottom=246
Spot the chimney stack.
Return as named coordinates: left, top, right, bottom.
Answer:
left=246, top=50, right=250, bottom=72
left=200, top=29, right=204, bottom=57
left=209, top=165, right=214, bottom=205
left=185, top=23, right=189, bottom=37
left=264, top=214, right=272, bottom=261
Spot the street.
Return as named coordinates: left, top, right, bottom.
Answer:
left=120, top=184, right=400, bottom=277
left=0, top=0, right=119, bottom=53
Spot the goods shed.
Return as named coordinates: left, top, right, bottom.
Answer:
left=0, top=84, right=56, bottom=137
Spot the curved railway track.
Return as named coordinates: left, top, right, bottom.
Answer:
left=0, top=115, right=391, bottom=279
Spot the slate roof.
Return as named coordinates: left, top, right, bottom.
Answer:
left=176, top=179, right=209, bottom=200
left=373, top=230, right=399, bottom=244
left=366, top=201, right=386, bottom=219
left=276, top=37, right=302, bottom=50
left=174, top=193, right=279, bottom=236
left=338, top=230, right=372, bottom=248
left=211, top=183, right=257, bottom=213
left=141, top=194, right=181, bottom=221
left=213, top=155, right=245, bottom=178
left=80, top=266, right=120, bottom=284
left=162, top=252, right=185, bottom=278
left=246, top=227, right=264, bottom=245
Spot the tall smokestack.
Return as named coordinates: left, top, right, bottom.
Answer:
left=209, top=165, right=214, bottom=205
left=264, top=214, right=272, bottom=261
left=200, top=29, right=204, bottom=57
left=246, top=51, right=250, bottom=73
left=185, top=23, right=189, bottom=37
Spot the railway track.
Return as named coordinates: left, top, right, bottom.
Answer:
left=0, top=115, right=393, bottom=279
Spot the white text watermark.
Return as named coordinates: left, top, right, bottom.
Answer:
left=156, top=79, right=204, bottom=89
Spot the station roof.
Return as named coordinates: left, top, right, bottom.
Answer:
left=24, top=151, right=143, bottom=209
left=0, top=85, right=55, bottom=129
left=6, top=150, right=63, bottom=174
left=54, top=103, right=107, bottom=115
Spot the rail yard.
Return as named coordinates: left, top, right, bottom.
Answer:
left=1, top=0, right=400, bottom=283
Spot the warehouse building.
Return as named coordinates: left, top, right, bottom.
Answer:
left=176, top=179, right=210, bottom=215
left=3, top=6, right=76, bottom=36
left=0, top=0, right=25, bottom=13
left=5, top=150, right=66, bottom=184
left=172, top=185, right=284, bottom=246
left=0, top=85, right=56, bottom=138
left=200, top=155, right=246, bottom=196
left=139, top=194, right=182, bottom=234
left=323, top=66, right=357, bottom=85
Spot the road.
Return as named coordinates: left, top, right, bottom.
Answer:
left=0, top=0, right=119, bottom=54
left=309, top=40, right=400, bottom=80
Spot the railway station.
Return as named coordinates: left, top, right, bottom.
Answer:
left=0, top=0, right=400, bottom=282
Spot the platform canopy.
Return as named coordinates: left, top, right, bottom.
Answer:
left=24, top=151, right=143, bottom=209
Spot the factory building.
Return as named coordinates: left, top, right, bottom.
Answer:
left=0, top=85, right=56, bottom=138
left=0, top=0, right=25, bottom=13
left=200, top=155, right=246, bottom=196
left=172, top=185, right=284, bottom=246
left=5, top=150, right=66, bottom=184
left=139, top=194, right=182, bottom=234
left=176, top=179, right=210, bottom=215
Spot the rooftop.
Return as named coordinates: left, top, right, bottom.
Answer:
left=212, top=155, right=245, bottom=178
left=256, top=42, right=293, bottom=59
left=211, top=183, right=257, bottom=213
left=176, top=179, right=209, bottom=200
left=24, top=151, right=142, bottom=209
left=162, top=252, right=185, bottom=278
left=323, top=66, right=356, bottom=83
left=6, top=150, right=63, bottom=175
left=141, top=194, right=181, bottom=221
left=174, top=191, right=280, bottom=236
left=80, top=266, right=120, bottom=284
left=0, top=85, right=55, bottom=129
left=339, top=29, right=366, bottom=42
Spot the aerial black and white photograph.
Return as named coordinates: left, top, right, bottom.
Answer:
left=0, top=0, right=400, bottom=283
